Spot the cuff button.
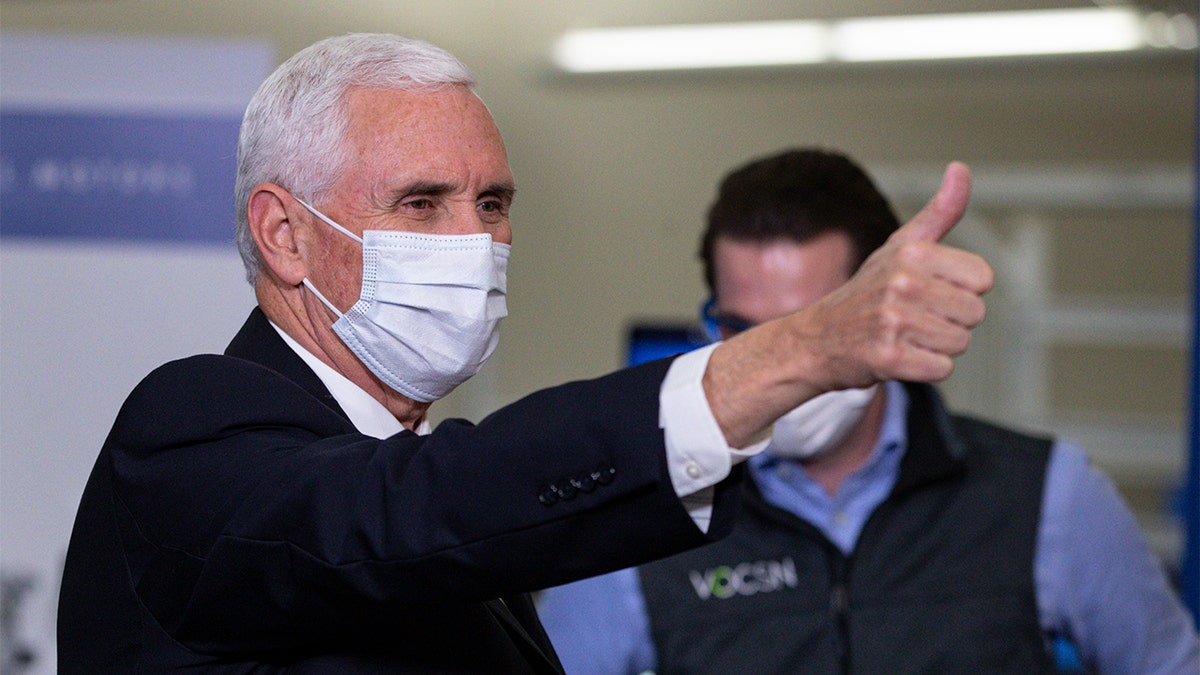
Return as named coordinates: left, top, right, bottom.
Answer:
left=570, top=473, right=596, bottom=493
left=556, top=482, right=578, bottom=500
left=593, top=463, right=617, bottom=485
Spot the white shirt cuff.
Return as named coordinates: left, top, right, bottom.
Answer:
left=659, top=343, right=771, bottom=531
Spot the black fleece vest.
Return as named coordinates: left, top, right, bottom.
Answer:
left=639, top=384, right=1056, bottom=675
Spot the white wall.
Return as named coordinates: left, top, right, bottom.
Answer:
left=0, top=34, right=272, bottom=674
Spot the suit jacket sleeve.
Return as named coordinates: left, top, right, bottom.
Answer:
left=102, top=344, right=742, bottom=654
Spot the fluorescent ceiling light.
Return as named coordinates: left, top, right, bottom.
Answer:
left=553, top=21, right=827, bottom=72
left=552, top=7, right=1182, bottom=73
left=834, top=8, right=1144, bottom=62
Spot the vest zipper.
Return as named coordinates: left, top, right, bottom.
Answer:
left=830, top=557, right=851, bottom=674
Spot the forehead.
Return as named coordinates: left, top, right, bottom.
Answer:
left=712, top=232, right=855, bottom=320
left=338, top=85, right=511, bottom=182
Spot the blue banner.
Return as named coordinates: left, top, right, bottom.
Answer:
left=1, top=110, right=241, bottom=244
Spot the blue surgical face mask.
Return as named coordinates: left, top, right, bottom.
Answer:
left=298, top=198, right=509, bottom=402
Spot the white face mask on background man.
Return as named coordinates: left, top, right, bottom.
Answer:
left=765, top=385, right=878, bottom=460
left=297, top=198, right=509, bottom=402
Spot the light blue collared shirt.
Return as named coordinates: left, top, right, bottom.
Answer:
left=537, top=381, right=1200, bottom=675
left=751, top=380, right=909, bottom=556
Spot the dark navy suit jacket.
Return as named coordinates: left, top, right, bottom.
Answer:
left=58, top=307, right=742, bottom=673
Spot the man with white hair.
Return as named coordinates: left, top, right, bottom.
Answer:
left=58, top=34, right=992, bottom=673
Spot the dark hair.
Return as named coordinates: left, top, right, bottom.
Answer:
left=699, top=148, right=899, bottom=293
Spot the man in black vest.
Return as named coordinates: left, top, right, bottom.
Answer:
left=537, top=148, right=1200, bottom=674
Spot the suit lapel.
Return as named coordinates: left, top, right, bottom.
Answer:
left=224, top=307, right=350, bottom=420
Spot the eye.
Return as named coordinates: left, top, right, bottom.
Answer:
left=477, top=197, right=510, bottom=221
left=402, top=197, right=436, bottom=211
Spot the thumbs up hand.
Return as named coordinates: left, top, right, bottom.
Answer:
left=702, top=162, right=994, bottom=448
left=813, top=160, right=992, bottom=385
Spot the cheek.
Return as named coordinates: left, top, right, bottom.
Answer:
left=311, top=238, right=365, bottom=309
left=493, top=221, right=513, bottom=246
left=332, top=250, right=365, bottom=306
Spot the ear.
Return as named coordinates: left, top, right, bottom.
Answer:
left=247, top=183, right=308, bottom=286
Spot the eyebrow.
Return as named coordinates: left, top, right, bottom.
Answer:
left=397, top=180, right=454, bottom=197
left=391, top=180, right=516, bottom=202
left=482, top=182, right=517, bottom=203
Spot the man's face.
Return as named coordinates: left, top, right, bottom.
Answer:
left=711, top=231, right=855, bottom=340
left=303, top=85, right=515, bottom=311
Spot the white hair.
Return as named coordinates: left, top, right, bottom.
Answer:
left=234, top=33, right=475, bottom=284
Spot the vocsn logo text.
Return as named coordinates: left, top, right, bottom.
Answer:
left=687, top=557, right=798, bottom=600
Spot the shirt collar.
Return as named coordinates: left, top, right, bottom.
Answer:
left=269, top=321, right=427, bottom=439
left=876, top=379, right=909, bottom=454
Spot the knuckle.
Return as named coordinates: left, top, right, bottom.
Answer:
left=970, top=297, right=988, bottom=326
left=978, top=261, right=996, bottom=292
left=876, top=305, right=906, bottom=337
left=884, top=268, right=922, bottom=300
left=894, top=240, right=931, bottom=267
left=876, top=334, right=907, bottom=368
left=949, top=330, right=971, bottom=356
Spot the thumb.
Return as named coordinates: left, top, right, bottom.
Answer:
left=891, top=161, right=972, bottom=244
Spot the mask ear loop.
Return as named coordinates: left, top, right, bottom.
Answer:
left=295, top=197, right=363, bottom=244
left=301, top=278, right=345, bottom=319
left=293, top=196, right=361, bottom=320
